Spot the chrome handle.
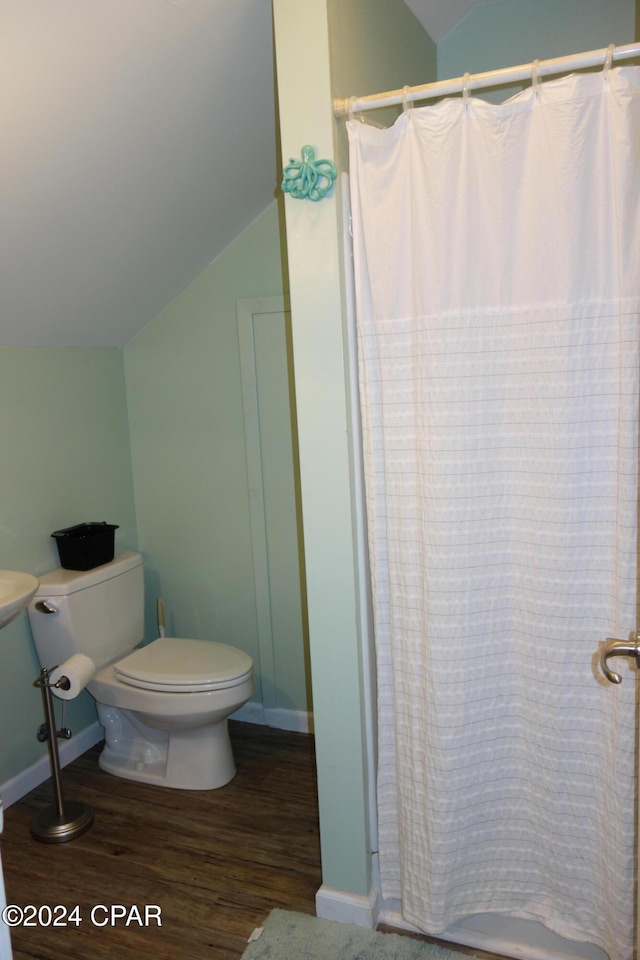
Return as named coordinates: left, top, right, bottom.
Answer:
left=34, top=600, right=57, bottom=614
left=600, top=635, right=640, bottom=684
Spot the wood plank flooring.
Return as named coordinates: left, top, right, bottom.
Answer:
left=1, top=721, right=515, bottom=960
left=2, top=722, right=320, bottom=960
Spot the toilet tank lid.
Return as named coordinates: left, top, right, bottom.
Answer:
left=35, top=551, right=143, bottom=597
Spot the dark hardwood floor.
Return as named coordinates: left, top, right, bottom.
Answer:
left=2, top=722, right=321, bottom=960
left=2, top=721, right=515, bottom=960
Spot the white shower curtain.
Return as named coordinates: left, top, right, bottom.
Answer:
left=348, top=67, right=640, bottom=960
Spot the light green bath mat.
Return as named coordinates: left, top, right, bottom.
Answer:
left=241, top=909, right=481, bottom=960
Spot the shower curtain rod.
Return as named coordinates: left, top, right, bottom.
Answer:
left=333, top=41, right=640, bottom=118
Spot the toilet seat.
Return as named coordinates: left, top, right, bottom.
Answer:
left=114, top=637, right=253, bottom=693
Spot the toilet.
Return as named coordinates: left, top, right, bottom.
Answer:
left=27, top=551, right=254, bottom=790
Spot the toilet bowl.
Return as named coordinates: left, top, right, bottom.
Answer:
left=28, top=552, right=254, bottom=790
left=89, top=637, right=254, bottom=789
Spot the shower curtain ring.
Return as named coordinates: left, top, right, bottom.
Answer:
left=462, top=73, right=471, bottom=103
left=402, top=85, right=413, bottom=114
left=603, top=44, right=615, bottom=77
left=531, top=59, right=541, bottom=96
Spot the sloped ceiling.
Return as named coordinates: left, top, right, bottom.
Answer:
left=1, top=0, right=277, bottom=347
left=405, top=0, right=492, bottom=41
left=1, top=0, right=484, bottom=348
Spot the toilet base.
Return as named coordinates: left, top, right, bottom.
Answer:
left=96, top=704, right=237, bottom=790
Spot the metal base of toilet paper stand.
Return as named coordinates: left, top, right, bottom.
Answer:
left=30, top=800, right=94, bottom=844
left=30, top=667, right=94, bottom=843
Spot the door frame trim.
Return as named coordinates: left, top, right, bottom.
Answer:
left=237, top=296, right=290, bottom=709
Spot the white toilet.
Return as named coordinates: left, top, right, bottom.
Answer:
left=27, top=551, right=254, bottom=790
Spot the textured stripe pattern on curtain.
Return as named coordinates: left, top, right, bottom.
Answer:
left=348, top=68, right=640, bottom=960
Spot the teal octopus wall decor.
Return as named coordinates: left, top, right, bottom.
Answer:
left=281, top=145, right=338, bottom=201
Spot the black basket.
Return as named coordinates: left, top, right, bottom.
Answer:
left=51, top=522, right=119, bottom=571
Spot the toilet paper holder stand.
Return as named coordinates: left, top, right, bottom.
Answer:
left=30, top=666, right=94, bottom=843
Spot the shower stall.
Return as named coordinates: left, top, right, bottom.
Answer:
left=343, top=44, right=640, bottom=960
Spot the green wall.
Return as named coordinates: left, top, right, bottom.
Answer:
left=124, top=202, right=294, bottom=708
left=438, top=0, right=635, bottom=97
left=0, top=348, right=137, bottom=784
left=273, top=0, right=436, bottom=903
left=329, top=0, right=436, bottom=159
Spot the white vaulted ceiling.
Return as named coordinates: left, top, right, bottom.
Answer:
left=1, top=0, right=278, bottom=347
left=404, top=0, right=492, bottom=41
left=0, top=1, right=485, bottom=347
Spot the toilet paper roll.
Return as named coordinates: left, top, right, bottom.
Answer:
left=49, top=654, right=96, bottom=700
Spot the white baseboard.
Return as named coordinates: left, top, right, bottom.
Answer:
left=0, top=721, right=103, bottom=810
left=231, top=702, right=313, bottom=734
left=315, top=884, right=379, bottom=929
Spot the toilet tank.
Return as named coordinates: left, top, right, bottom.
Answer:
left=28, top=551, right=144, bottom=672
